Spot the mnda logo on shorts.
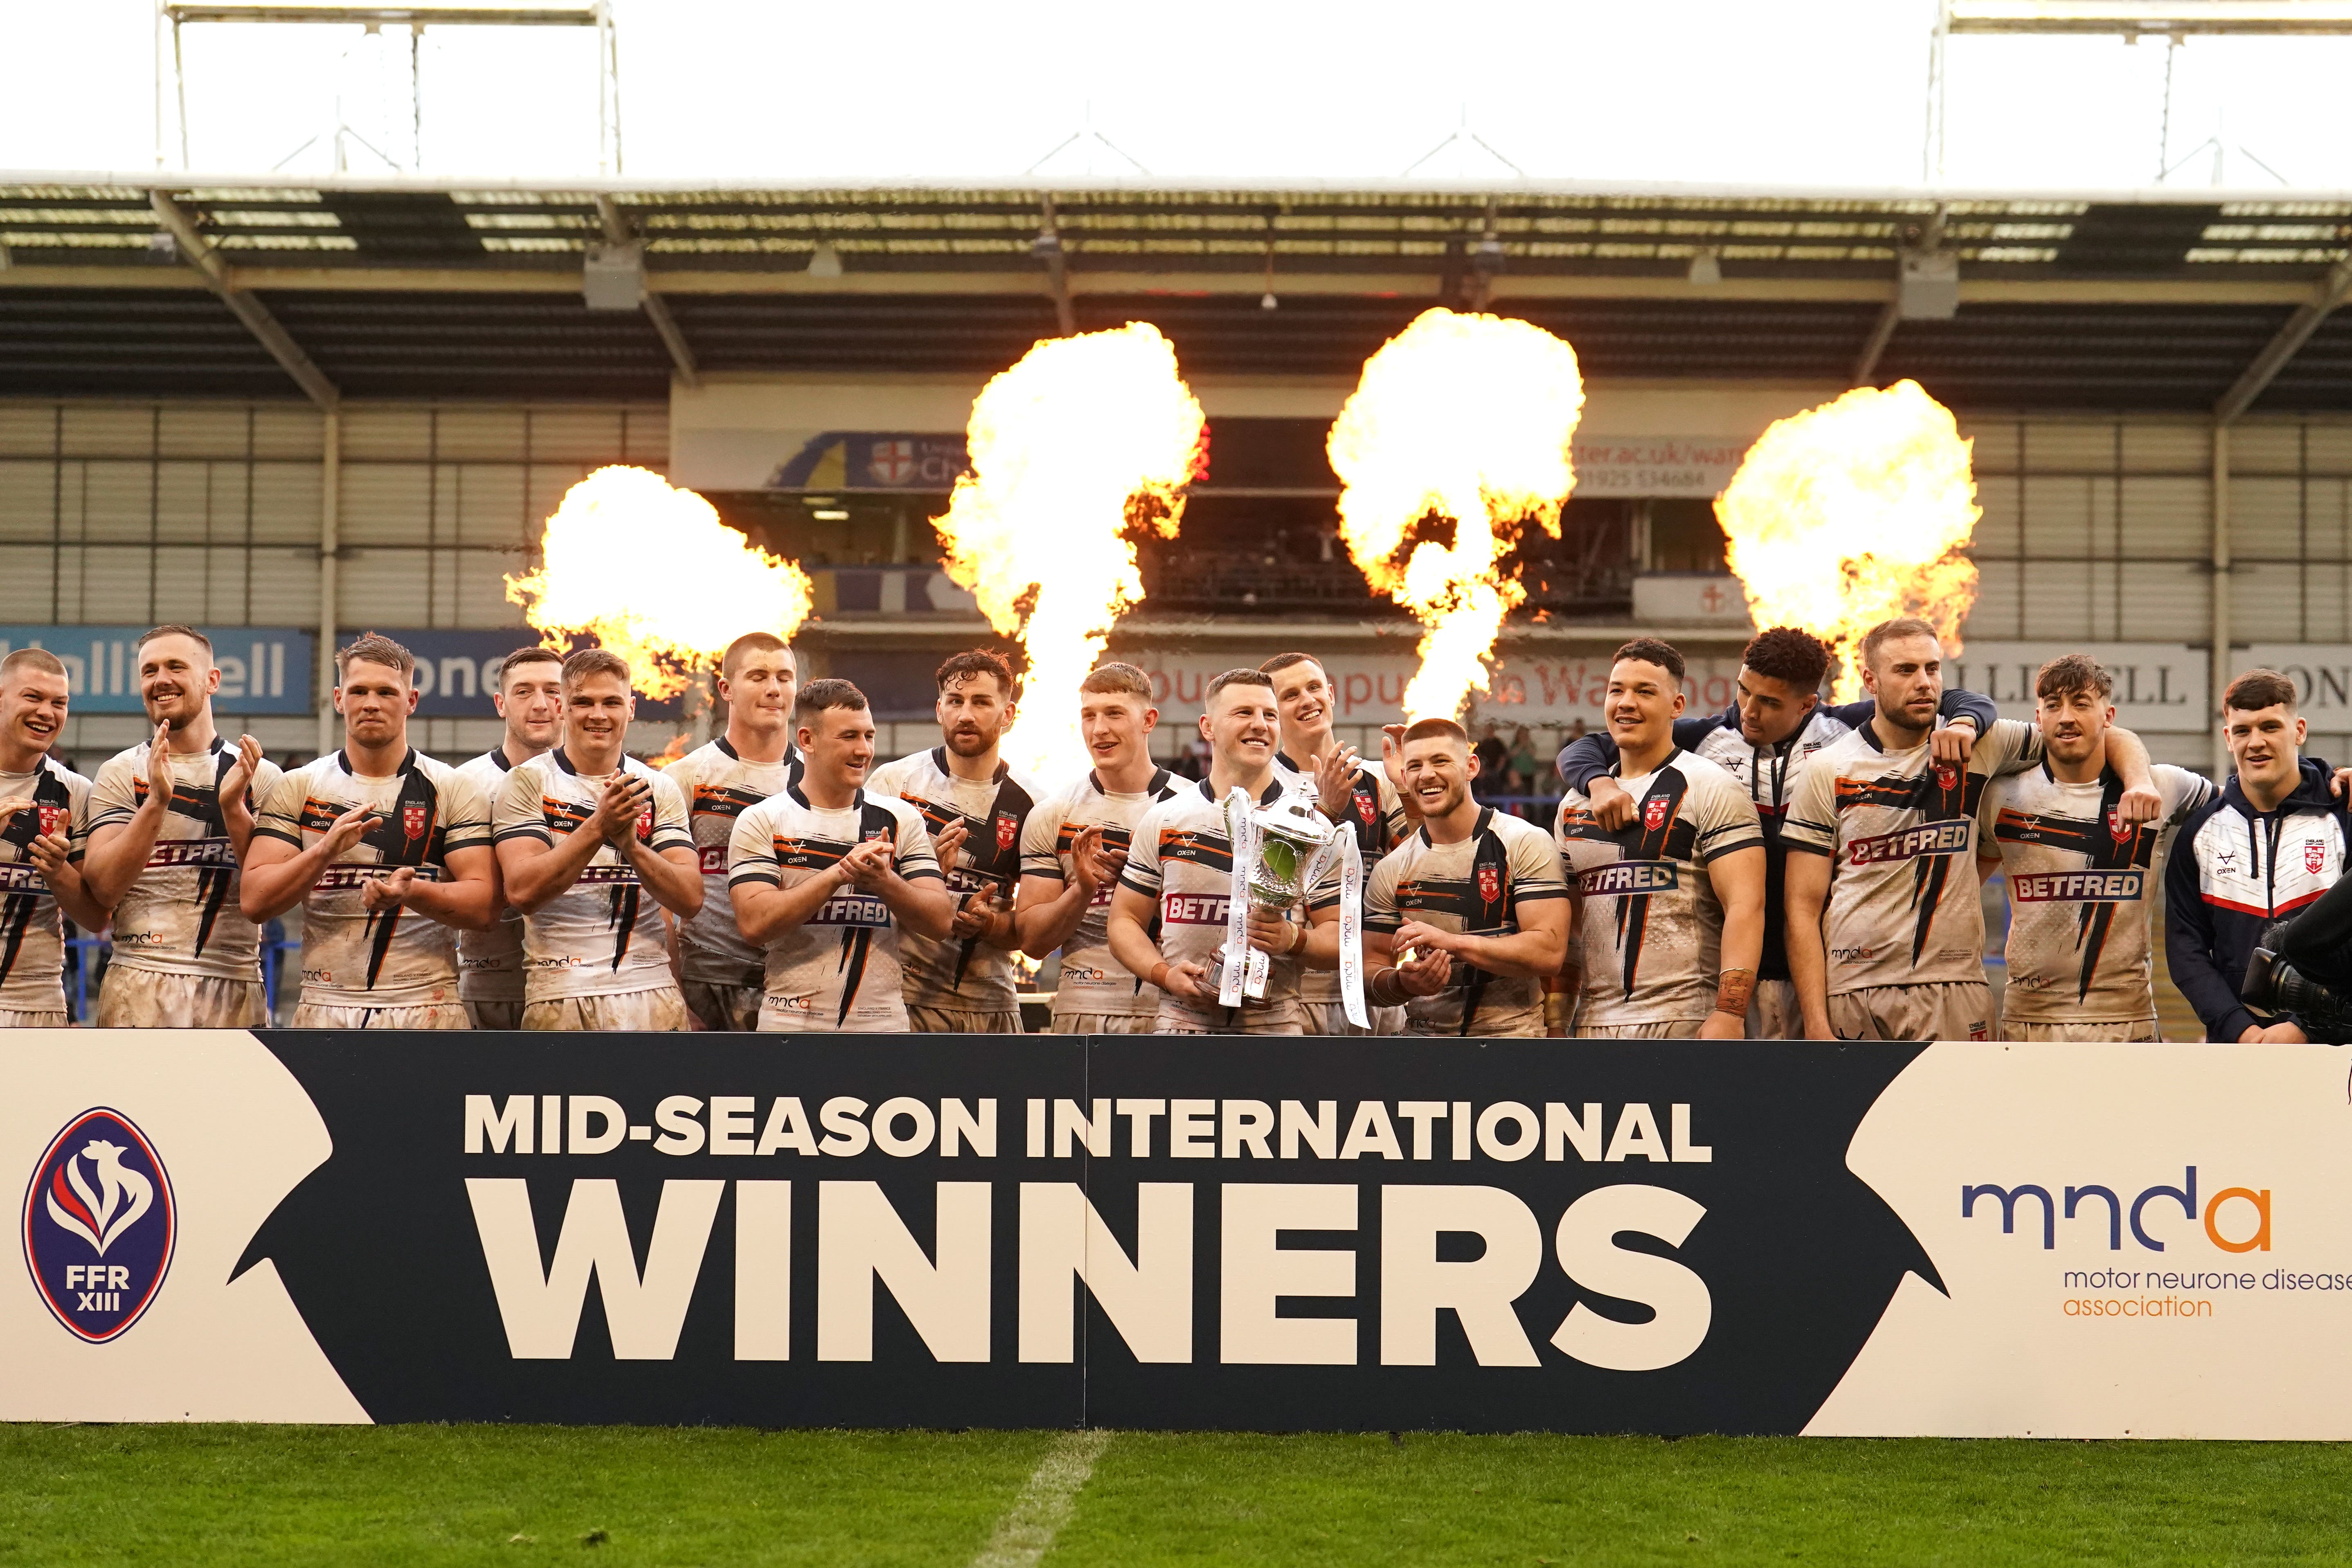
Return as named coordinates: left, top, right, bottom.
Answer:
left=21, top=1108, right=175, bottom=1343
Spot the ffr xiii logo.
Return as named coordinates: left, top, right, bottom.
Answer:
left=21, top=1108, right=176, bottom=1343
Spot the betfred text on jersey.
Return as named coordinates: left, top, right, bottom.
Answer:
left=1578, top=862, right=1679, bottom=897
left=1847, top=820, right=1973, bottom=867
left=2010, top=870, right=2145, bottom=903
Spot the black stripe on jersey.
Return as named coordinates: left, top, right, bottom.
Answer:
left=608, top=882, right=639, bottom=971
left=1994, top=766, right=2151, bottom=1001
left=1562, top=770, right=1698, bottom=999
left=0, top=767, right=76, bottom=985
left=0, top=893, right=35, bottom=986
left=1393, top=875, right=1523, bottom=928
left=770, top=835, right=854, bottom=871
left=1058, top=821, right=1136, bottom=855
left=1158, top=827, right=1234, bottom=875
left=1836, top=762, right=1988, bottom=966
left=691, top=783, right=768, bottom=819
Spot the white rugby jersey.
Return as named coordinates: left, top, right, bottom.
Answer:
left=1366, top=807, right=1569, bottom=1036
left=83, top=739, right=281, bottom=982
left=1119, top=776, right=1344, bottom=1031
left=1275, top=751, right=1409, bottom=1006
left=1557, top=749, right=1765, bottom=1029
left=727, top=782, right=942, bottom=1032
left=664, top=737, right=799, bottom=986
left=491, top=749, right=693, bottom=1002
left=866, top=747, right=1041, bottom=1015
left=1781, top=718, right=2041, bottom=994
left=253, top=749, right=490, bottom=1009
left=1018, top=767, right=1184, bottom=1021
left=0, top=757, right=90, bottom=1015
left=454, top=748, right=528, bottom=1004
left=1981, top=762, right=2213, bottom=1025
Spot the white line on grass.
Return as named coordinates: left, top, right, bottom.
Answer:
left=968, top=1427, right=1114, bottom=1568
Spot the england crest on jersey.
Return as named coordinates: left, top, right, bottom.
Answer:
left=22, top=1108, right=176, bottom=1344
left=402, top=803, right=430, bottom=843
left=36, top=803, right=68, bottom=839
left=1643, top=797, right=1670, bottom=832
left=996, top=812, right=1018, bottom=853
left=2307, top=839, right=2327, bottom=875
left=1476, top=863, right=1502, bottom=905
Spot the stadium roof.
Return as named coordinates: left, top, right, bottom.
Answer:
left=3, top=173, right=2350, bottom=415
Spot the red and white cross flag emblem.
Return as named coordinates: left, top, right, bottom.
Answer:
left=996, top=813, right=1018, bottom=853
left=1642, top=797, right=1670, bottom=832
left=1476, top=863, right=1502, bottom=904
left=402, top=803, right=430, bottom=841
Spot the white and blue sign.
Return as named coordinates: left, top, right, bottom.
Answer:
left=21, top=1107, right=176, bottom=1345
left=390, top=629, right=680, bottom=720
left=0, top=627, right=311, bottom=716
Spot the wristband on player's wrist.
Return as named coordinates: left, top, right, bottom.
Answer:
left=1148, top=961, right=1171, bottom=991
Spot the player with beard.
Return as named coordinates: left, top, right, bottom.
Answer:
left=1261, top=651, right=1409, bottom=1034
left=665, top=632, right=800, bottom=1031
left=78, top=626, right=275, bottom=1027
left=1364, top=718, right=1569, bottom=1035
left=1015, top=662, right=1183, bottom=1034
left=1555, top=640, right=1766, bottom=1038
left=492, top=649, right=702, bottom=1032
left=1108, top=668, right=1345, bottom=1035
left=867, top=650, right=1040, bottom=1034
left=728, top=679, right=951, bottom=1033
left=1555, top=626, right=1997, bottom=1037
left=0, top=649, right=102, bottom=1026
left=1978, top=653, right=2215, bottom=1041
left=451, top=645, right=563, bottom=1029
left=1783, top=617, right=2161, bottom=1043
left=243, top=633, right=497, bottom=1028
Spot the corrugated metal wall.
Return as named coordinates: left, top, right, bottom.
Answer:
left=0, top=399, right=666, bottom=762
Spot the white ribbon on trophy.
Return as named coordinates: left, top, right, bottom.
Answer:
left=1335, top=828, right=1367, bottom=1029
left=1219, top=786, right=1259, bottom=1009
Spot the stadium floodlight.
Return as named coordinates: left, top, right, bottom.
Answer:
left=1923, top=0, right=2352, bottom=182
left=156, top=2, right=623, bottom=175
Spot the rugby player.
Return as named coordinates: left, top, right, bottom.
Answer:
left=1554, top=639, right=1767, bottom=1038
left=727, top=679, right=951, bottom=1033
left=1014, top=662, right=1183, bottom=1034
left=78, top=625, right=277, bottom=1027
left=1783, top=617, right=2158, bottom=1043
left=1978, top=654, right=2215, bottom=1041
left=665, top=632, right=800, bottom=1031
left=1261, top=651, right=1409, bottom=1034
left=491, top=648, right=702, bottom=1032
left=451, top=645, right=563, bottom=1029
left=242, top=633, right=497, bottom=1028
left=1107, top=668, right=1344, bottom=1035
left=1555, top=625, right=1997, bottom=1037
left=2166, top=669, right=2350, bottom=1044
left=0, top=649, right=101, bottom=1026
left=1365, top=717, right=1569, bottom=1035
left=866, top=650, right=1039, bottom=1034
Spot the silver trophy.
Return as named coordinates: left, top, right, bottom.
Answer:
left=1220, top=777, right=1348, bottom=1003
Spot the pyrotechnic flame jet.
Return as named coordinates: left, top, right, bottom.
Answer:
left=931, top=322, right=1206, bottom=780
left=1326, top=308, right=1585, bottom=722
left=1717, top=381, right=1981, bottom=701
left=506, top=465, right=814, bottom=700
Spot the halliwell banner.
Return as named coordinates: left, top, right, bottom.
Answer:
left=5, top=1034, right=2347, bottom=1437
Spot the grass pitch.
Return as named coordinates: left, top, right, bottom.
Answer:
left=5, top=1424, right=2349, bottom=1566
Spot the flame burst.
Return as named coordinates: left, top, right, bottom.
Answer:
left=933, top=322, right=1205, bottom=776
left=506, top=465, right=813, bottom=700
left=1327, top=308, right=1585, bottom=720
left=1717, top=380, right=1981, bottom=701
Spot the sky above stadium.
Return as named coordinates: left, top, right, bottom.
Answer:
left=5, top=0, right=2350, bottom=190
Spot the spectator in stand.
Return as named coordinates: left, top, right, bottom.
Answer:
left=1507, top=726, right=1541, bottom=794
left=1472, top=722, right=1510, bottom=799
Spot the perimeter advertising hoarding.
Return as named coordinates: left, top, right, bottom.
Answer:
left=0, top=627, right=311, bottom=716
left=7, top=1033, right=2347, bottom=1437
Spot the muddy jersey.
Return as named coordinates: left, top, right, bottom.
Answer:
left=1119, top=776, right=1344, bottom=1030
left=253, top=749, right=490, bottom=1009
left=1018, top=767, right=1185, bottom=1021
left=1981, top=762, right=2214, bottom=1024
left=0, top=757, right=90, bottom=1014
left=454, top=748, right=529, bottom=1003
left=726, top=782, right=941, bottom=1031
left=1781, top=719, right=2041, bottom=994
left=665, top=737, right=799, bottom=985
left=1366, top=808, right=1568, bottom=1035
left=866, top=748, right=1040, bottom=1015
left=1276, top=751, right=1409, bottom=1006
left=491, top=749, right=693, bottom=1002
left=1556, top=750, right=1765, bottom=1028
left=83, top=740, right=281, bottom=981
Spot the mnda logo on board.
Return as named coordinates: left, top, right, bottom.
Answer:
left=21, top=1108, right=176, bottom=1342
